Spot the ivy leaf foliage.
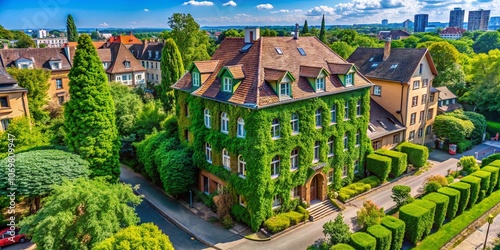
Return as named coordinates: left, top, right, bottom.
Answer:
left=19, top=178, right=141, bottom=250
left=64, top=34, right=120, bottom=180
left=93, top=223, right=174, bottom=250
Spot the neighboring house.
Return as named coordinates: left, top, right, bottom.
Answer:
left=439, top=27, right=466, bottom=40
left=378, top=30, right=410, bottom=40
left=108, top=32, right=142, bottom=48
left=34, top=37, right=68, bottom=48
left=129, top=40, right=163, bottom=85
left=436, top=86, right=462, bottom=113
left=0, top=47, right=72, bottom=106
left=172, top=27, right=373, bottom=229
left=348, top=39, right=439, bottom=147
left=368, top=99, right=406, bottom=150
left=0, top=68, right=30, bottom=130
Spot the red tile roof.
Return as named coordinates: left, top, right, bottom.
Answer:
left=173, top=36, right=372, bottom=108
left=193, top=60, right=219, bottom=74
left=108, top=34, right=142, bottom=45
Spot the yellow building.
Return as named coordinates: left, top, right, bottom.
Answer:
left=348, top=40, right=438, bottom=147
left=0, top=68, right=30, bottom=131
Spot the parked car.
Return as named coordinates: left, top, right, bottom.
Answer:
left=0, top=228, right=27, bottom=249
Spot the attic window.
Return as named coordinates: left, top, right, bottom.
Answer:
left=387, top=117, right=397, bottom=125
left=148, top=50, right=152, bottom=59
left=368, top=123, right=377, bottom=132
left=371, top=63, right=379, bottom=68
left=297, top=48, right=306, bottom=56
left=155, top=51, right=160, bottom=59
left=377, top=120, right=387, bottom=129
left=124, top=61, right=131, bottom=68
left=390, top=64, right=398, bottom=69
left=240, top=43, right=252, bottom=53
left=275, top=47, right=283, bottom=55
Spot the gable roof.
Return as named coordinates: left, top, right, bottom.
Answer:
left=378, top=30, right=410, bottom=40
left=347, top=47, right=438, bottom=83
left=299, top=65, right=328, bottom=78
left=108, top=34, right=142, bottom=45
left=368, top=98, right=405, bottom=140
left=0, top=48, right=72, bottom=71
left=0, top=67, right=28, bottom=93
left=172, top=36, right=372, bottom=109
left=105, top=43, right=145, bottom=74
left=436, top=86, right=457, bottom=100
left=192, top=60, right=220, bottom=74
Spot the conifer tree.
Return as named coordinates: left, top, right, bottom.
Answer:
left=319, top=14, right=326, bottom=43
left=160, top=38, right=184, bottom=113
left=66, top=15, right=78, bottom=42
left=64, top=34, right=120, bottom=180
left=301, top=20, right=309, bottom=35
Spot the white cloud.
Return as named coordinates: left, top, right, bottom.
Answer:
left=99, top=22, right=109, bottom=27
left=144, top=8, right=149, bottom=12
left=271, top=9, right=289, bottom=14
left=256, top=3, right=273, bottom=9
left=130, top=21, right=137, bottom=24
left=222, top=0, right=237, bottom=6
left=182, top=0, right=214, bottom=6
left=306, top=5, right=335, bottom=16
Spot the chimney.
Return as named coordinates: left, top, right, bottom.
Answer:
left=294, top=23, right=300, bottom=40
left=64, top=46, right=71, bottom=63
left=383, top=37, right=391, bottom=61
left=129, top=31, right=133, bottom=36
left=244, top=27, right=260, bottom=43
left=2, top=43, right=8, bottom=49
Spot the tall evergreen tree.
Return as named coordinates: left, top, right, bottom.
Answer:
left=301, top=20, right=309, bottom=35
left=64, top=34, right=120, bottom=180
left=66, top=15, right=78, bottom=42
left=160, top=38, right=184, bottom=113
left=319, top=14, right=326, bottom=43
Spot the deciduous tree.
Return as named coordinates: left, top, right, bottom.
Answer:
left=356, top=200, right=385, bottom=228
left=109, top=82, right=143, bottom=136
left=323, top=213, right=351, bottom=245
left=93, top=223, right=174, bottom=250
left=472, top=31, right=500, bottom=54
left=433, top=115, right=474, bottom=143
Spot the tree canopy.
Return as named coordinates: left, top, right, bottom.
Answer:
left=472, top=31, right=500, bottom=54
left=20, top=178, right=141, bottom=250
left=109, top=82, right=143, bottom=136
left=13, top=31, right=35, bottom=48
left=0, top=117, right=48, bottom=156
left=93, top=223, right=174, bottom=250
left=323, top=213, right=351, bottom=245
left=66, top=15, right=78, bottom=42
left=433, top=115, right=474, bottom=143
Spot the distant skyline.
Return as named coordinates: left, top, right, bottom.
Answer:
left=1, top=0, right=499, bottom=29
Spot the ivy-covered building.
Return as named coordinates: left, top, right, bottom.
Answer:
left=172, top=27, right=373, bottom=230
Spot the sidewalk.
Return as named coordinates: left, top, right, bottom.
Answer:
left=120, top=166, right=243, bottom=250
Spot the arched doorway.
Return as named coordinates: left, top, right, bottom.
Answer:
left=310, top=175, right=319, bottom=201
left=306, top=172, right=326, bottom=205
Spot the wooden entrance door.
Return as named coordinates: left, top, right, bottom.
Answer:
left=310, top=175, right=318, bottom=201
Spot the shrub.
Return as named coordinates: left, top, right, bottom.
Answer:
left=391, top=185, right=414, bottom=208
left=424, top=181, right=442, bottom=194
left=366, top=154, right=392, bottom=182
left=359, top=176, right=381, bottom=188
left=367, top=225, right=392, bottom=250
left=350, top=232, right=376, bottom=250
left=423, top=193, right=449, bottom=229
left=437, top=187, right=461, bottom=219
left=446, top=175, right=455, bottom=184
left=448, top=182, right=471, bottom=215
left=471, top=170, right=491, bottom=195
left=425, top=175, right=448, bottom=187
left=395, top=142, right=429, bottom=168
left=338, top=182, right=371, bottom=202
left=296, top=205, right=310, bottom=220
left=459, top=156, right=480, bottom=174
left=381, top=216, right=405, bottom=250
left=222, top=214, right=234, bottom=229
left=481, top=166, right=499, bottom=193
left=460, top=175, right=481, bottom=208
left=457, top=140, right=472, bottom=153
left=263, top=215, right=290, bottom=234
left=413, top=199, right=436, bottom=237
left=399, top=204, right=429, bottom=244
left=356, top=200, right=385, bottom=229
left=323, top=213, right=351, bottom=245
left=330, top=244, right=355, bottom=250
left=483, top=157, right=500, bottom=168
left=283, top=211, right=305, bottom=225
left=375, top=149, right=408, bottom=177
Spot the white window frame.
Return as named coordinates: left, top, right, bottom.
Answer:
left=290, top=148, right=299, bottom=171
left=422, top=79, right=429, bottom=87
left=373, top=85, right=381, bottom=96
left=409, top=131, right=415, bottom=141
left=204, top=109, right=211, bottom=128
left=413, top=80, right=420, bottom=90
left=412, top=96, right=418, bottom=107
left=342, top=165, right=348, bottom=178
left=331, top=104, right=337, bottom=123
left=291, top=113, right=299, bottom=134
left=192, top=72, right=200, bottom=87
left=344, top=133, right=348, bottom=151
left=238, top=155, right=246, bottom=177
left=291, top=186, right=300, bottom=199
left=237, top=117, right=245, bottom=138
left=316, top=77, right=325, bottom=91
left=205, top=143, right=212, bottom=163
left=422, top=94, right=427, bottom=104
left=56, top=79, right=63, bottom=89
left=279, top=82, right=290, bottom=97
left=271, top=156, right=280, bottom=178
left=271, top=119, right=280, bottom=139
left=272, top=195, right=282, bottom=208
left=418, top=128, right=423, bottom=138
left=328, top=171, right=334, bottom=184
left=354, top=160, right=359, bottom=174
left=315, top=109, right=322, bottom=128
left=223, top=77, right=232, bottom=92
left=345, top=73, right=353, bottom=86
left=313, top=141, right=320, bottom=163
left=221, top=112, right=229, bottom=134
left=344, top=101, right=349, bottom=120
left=356, top=99, right=361, bottom=116
left=328, top=137, right=334, bottom=157
left=222, top=148, right=230, bottom=170
left=410, top=113, right=416, bottom=125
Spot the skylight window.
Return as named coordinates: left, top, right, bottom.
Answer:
left=368, top=123, right=377, bottom=132
left=297, top=47, right=306, bottom=56
left=275, top=47, right=283, bottom=55
left=240, top=43, right=253, bottom=53
left=377, top=120, right=387, bottom=129
left=390, top=64, right=398, bottom=69
left=369, top=57, right=374, bottom=62
left=387, top=117, right=397, bottom=125
left=371, top=63, right=379, bottom=68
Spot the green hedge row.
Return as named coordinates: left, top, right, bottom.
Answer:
left=460, top=175, right=481, bottom=208
left=399, top=203, right=429, bottom=244
left=423, top=193, right=449, bottom=229
left=488, top=159, right=500, bottom=168
left=375, top=149, right=407, bottom=177
left=381, top=216, right=405, bottom=250
left=471, top=170, right=491, bottom=195
left=330, top=244, right=355, bottom=250
left=395, top=142, right=429, bottom=168
left=448, top=182, right=471, bottom=215
left=359, top=176, right=382, bottom=188
left=437, top=187, right=461, bottom=219
left=482, top=166, right=499, bottom=192
left=413, top=199, right=436, bottom=237
left=367, top=225, right=392, bottom=250
left=350, top=232, right=376, bottom=250
left=263, top=210, right=307, bottom=233
left=338, top=182, right=371, bottom=202
left=366, top=154, right=392, bottom=182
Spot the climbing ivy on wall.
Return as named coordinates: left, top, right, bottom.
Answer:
left=175, top=87, right=372, bottom=231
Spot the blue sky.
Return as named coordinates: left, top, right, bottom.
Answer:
left=0, top=0, right=499, bottom=29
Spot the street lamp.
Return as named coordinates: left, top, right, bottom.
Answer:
left=483, top=214, right=495, bottom=250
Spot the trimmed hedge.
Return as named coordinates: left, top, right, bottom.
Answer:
left=460, top=175, right=482, bottom=208
left=381, top=216, right=405, bottom=250
left=350, top=232, right=376, bottom=250
left=482, top=166, right=499, bottom=192
left=296, top=205, right=310, bottom=221
left=488, top=159, right=500, bottom=168
left=471, top=170, right=492, bottom=195
left=395, top=142, right=429, bottom=168
left=330, top=244, right=355, bottom=250
left=283, top=211, right=306, bottom=225
left=359, top=175, right=382, bottom=188
left=263, top=214, right=290, bottom=234
left=423, top=193, right=449, bottom=229
left=366, top=154, right=392, bottom=182
left=399, top=203, right=429, bottom=244
left=448, top=182, right=471, bottom=215
left=338, top=182, right=371, bottom=202
left=367, top=225, right=392, bottom=250
left=375, top=149, right=408, bottom=177
left=437, top=187, right=461, bottom=219
left=413, top=199, right=436, bottom=237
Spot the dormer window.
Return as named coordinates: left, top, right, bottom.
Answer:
left=345, top=73, right=353, bottom=87
left=222, top=77, right=232, bottom=92
left=155, top=51, right=160, bottom=59
left=148, top=50, right=152, bottom=59
left=316, top=77, right=325, bottom=91
left=124, top=61, right=131, bottom=68
left=192, top=72, right=200, bottom=87
left=50, top=62, right=61, bottom=70
left=279, top=82, right=290, bottom=97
